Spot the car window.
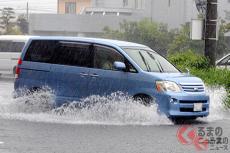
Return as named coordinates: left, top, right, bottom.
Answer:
left=124, top=48, right=179, bottom=73
left=0, top=40, right=25, bottom=53
left=53, top=41, right=92, bottom=67
left=24, top=40, right=92, bottom=68
left=94, top=46, right=124, bottom=71
left=24, top=40, right=57, bottom=63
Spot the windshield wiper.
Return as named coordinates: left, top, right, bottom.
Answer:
left=139, top=51, right=151, bottom=72
left=147, top=52, right=164, bottom=73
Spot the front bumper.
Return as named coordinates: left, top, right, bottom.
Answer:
left=156, top=92, right=209, bottom=117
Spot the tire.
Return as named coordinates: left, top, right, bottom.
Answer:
left=13, top=66, right=16, bottom=75
left=134, top=94, right=153, bottom=106
left=170, top=117, right=198, bottom=124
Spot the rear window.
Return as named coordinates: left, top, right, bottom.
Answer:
left=24, top=40, right=92, bottom=68
left=0, top=40, right=25, bottom=52
left=24, top=40, right=57, bottom=63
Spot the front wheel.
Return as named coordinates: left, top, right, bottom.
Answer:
left=170, top=117, right=198, bottom=124
left=133, top=95, right=154, bottom=106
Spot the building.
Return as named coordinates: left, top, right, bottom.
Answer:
left=57, top=0, right=91, bottom=14
left=29, top=0, right=230, bottom=36
left=29, top=14, right=142, bottom=36
left=57, top=0, right=146, bottom=16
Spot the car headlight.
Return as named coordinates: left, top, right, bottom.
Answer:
left=156, top=81, right=181, bottom=93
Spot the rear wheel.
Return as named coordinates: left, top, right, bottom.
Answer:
left=13, top=66, right=16, bottom=75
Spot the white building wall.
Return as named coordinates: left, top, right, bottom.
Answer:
left=90, top=0, right=230, bottom=28
left=91, top=0, right=146, bottom=9
left=219, top=0, right=230, bottom=21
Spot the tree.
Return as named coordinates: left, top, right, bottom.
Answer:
left=103, top=19, right=230, bottom=59
left=103, top=19, right=175, bottom=56
left=17, top=15, right=29, bottom=34
left=0, top=7, right=16, bottom=34
left=168, top=23, right=204, bottom=54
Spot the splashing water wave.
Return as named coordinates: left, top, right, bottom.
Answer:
left=0, top=83, right=229, bottom=125
left=0, top=87, right=171, bottom=125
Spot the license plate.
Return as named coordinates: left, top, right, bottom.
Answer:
left=194, top=103, right=203, bottom=112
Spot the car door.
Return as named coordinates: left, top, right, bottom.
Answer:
left=88, top=45, right=129, bottom=96
left=50, top=41, right=93, bottom=101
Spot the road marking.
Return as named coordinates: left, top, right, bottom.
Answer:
left=0, top=141, right=4, bottom=145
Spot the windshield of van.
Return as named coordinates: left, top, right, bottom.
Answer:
left=123, top=48, right=179, bottom=73
left=0, top=41, right=25, bottom=53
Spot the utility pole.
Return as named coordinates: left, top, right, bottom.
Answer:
left=205, top=0, right=218, bottom=66
left=26, top=2, right=29, bottom=21
left=151, top=0, right=153, bottom=22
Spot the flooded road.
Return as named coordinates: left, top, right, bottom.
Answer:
left=0, top=78, right=229, bottom=153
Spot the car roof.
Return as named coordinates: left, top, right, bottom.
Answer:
left=0, top=35, right=33, bottom=42
left=28, top=36, right=148, bottom=48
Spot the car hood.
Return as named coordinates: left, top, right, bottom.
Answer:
left=148, top=72, right=204, bottom=84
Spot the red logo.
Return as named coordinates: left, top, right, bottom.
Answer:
left=177, top=125, right=209, bottom=151
left=177, top=125, right=196, bottom=145
left=194, top=136, right=209, bottom=151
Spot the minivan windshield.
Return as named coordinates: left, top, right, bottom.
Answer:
left=123, top=48, right=179, bottom=73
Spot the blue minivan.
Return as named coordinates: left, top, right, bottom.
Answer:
left=14, top=37, right=209, bottom=119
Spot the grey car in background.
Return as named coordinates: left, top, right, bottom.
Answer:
left=0, top=35, right=31, bottom=75
left=216, top=53, right=230, bottom=69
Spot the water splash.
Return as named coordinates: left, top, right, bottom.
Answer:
left=204, top=86, right=230, bottom=121
left=0, top=88, right=171, bottom=125
left=51, top=92, right=171, bottom=125
left=0, top=82, right=229, bottom=125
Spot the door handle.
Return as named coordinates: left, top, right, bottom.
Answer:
left=89, top=74, right=99, bottom=78
left=80, top=72, right=89, bottom=77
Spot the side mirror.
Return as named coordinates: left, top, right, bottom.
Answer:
left=114, top=61, right=126, bottom=71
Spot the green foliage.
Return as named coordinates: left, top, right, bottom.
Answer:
left=168, top=51, right=230, bottom=87
left=168, top=50, right=209, bottom=71
left=168, top=23, right=204, bottom=54
left=191, top=68, right=230, bottom=88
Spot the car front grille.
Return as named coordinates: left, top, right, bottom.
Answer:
left=179, top=100, right=207, bottom=104
left=180, top=83, right=205, bottom=92
left=180, top=108, right=206, bottom=112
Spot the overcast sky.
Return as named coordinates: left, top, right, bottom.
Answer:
left=0, top=0, right=57, bottom=14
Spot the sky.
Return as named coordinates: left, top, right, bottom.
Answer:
left=0, top=0, right=57, bottom=14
